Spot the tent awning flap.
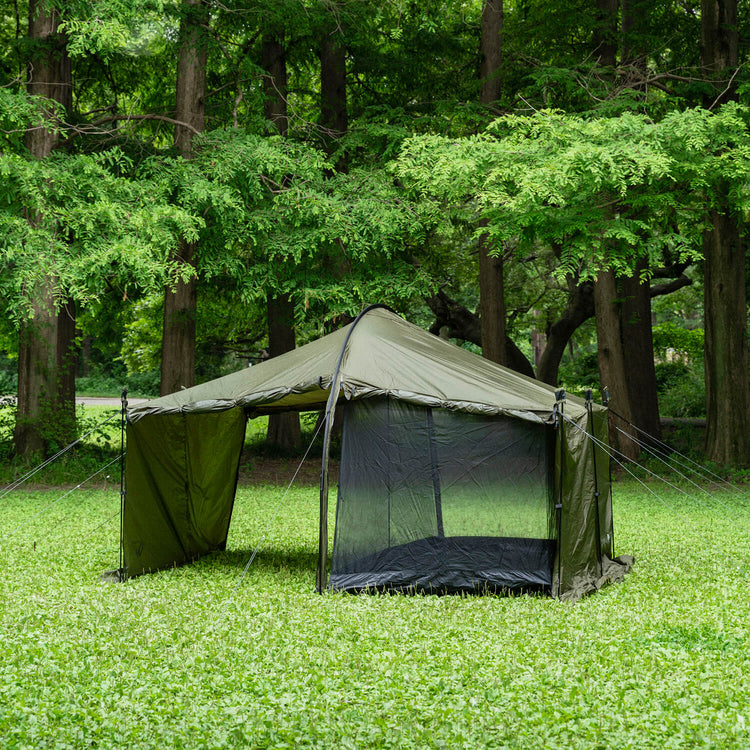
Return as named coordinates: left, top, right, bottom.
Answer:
left=127, top=307, right=595, bottom=422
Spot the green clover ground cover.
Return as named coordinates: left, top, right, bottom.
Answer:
left=2, top=478, right=750, bottom=749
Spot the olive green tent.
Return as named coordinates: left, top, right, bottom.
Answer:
left=123, top=305, right=632, bottom=600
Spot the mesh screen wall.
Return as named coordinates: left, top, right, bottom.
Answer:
left=329, top=397, right=555, bottom=593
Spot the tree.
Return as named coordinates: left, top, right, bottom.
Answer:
left=478, top=0, right=505, bottom=365
left=261, top=29, right=301, bottom=451
left=14, top=0, right=76, bottom=457
left=160, top=0, right=208, bottom=396
left=700, top=0, right=750, bottom=466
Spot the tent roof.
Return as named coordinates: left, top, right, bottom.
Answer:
left=128, top=306, right=595, bottom=423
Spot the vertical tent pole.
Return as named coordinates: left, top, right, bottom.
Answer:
left=585, top=389, right=603, bottom=576
left=602, top=386, right=615, bottom=557
left=316, top=304, right=396, bottom=593
left=553, top=389, right=565, bottom=595
left=119, top=387, right=128, bottom=581
left=426, top=408, right=444, bottom=538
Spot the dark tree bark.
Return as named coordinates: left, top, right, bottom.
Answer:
left=536, top=280, right=595, bottom=385
left=703, top=202, right=750, bottom=465
left=480, top=0, right=503, bottom=106
left=14, top=0, right=76, bottom=457
left=263, top=32, right=300, bottom=450
left=160, top=0, right=207, bottom=396
left=478, top=1, right=506, bottom=365
left=536, top=272, right=691, bottom=387
left=425, top=290, right=535, bottom=378
left=265, top=294, right=301, bottom=449
left=262, top=34, right=288, bottom=136
left=320, top=26, right=348, bottom=170
left=594, top=263, right=661, bottom=461
left=701, top=0, right=738, bottom=107
left=593, top=0, right=618, bottom=67
left=701, top=0, right=749, bottom=465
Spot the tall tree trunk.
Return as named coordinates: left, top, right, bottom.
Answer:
left=701, top=0, right=748, bottom=465
left=160, top=0, right=207, bottom=396
left=701, top=0, right=738, bottom=108
left=263, top=32, right=300, bottom=450
left=594, top=264, right=661, bottom=461
left=320, top=26, right=348, bottom=171
left=265, top=294, right=300, bottom=449
left=703, top=204, right=750, bottom=465
left=480, top=0, right=503, bottom=106
left=478, top=0, right=506, bottom=365
left=262, top=34, right=288, bottom=136
left=15, top=0, right=76, bottom=457
left=619, top=269, right=661, bottom=441
left=593, top=0, right=618, bottom=67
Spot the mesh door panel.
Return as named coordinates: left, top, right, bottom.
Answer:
left=330, top=398, right=553, bottom=593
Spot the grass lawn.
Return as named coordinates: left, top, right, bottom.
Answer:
left=1, top=471, right=750, bottom=749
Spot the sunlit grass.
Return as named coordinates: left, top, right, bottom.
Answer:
left=2, top=477, right=750, bottom=748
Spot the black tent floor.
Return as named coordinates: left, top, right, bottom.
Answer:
left=329, top=535, right=554, bottom=595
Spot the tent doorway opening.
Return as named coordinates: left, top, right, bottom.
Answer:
left=331, top=397, right=556, bottom=594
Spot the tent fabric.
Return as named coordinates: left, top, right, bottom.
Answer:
left=127, top=306, right=593, bottom=424
left=124, top=409, right=246, bottom=576
left=123, top=305, right=631, bottom=599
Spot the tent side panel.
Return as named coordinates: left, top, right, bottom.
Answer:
left=554, top=407, right=628, bottom=600
left=123, top=409, right=246, bottom=577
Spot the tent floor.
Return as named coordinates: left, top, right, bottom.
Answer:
left=329, top=535, right=554, bottom=595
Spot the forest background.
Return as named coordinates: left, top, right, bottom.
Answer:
left=1, top=0, right=749, bottom=467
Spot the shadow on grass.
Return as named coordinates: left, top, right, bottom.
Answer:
left=207, top=546, right=318, bottom=577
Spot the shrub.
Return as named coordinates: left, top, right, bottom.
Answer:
left=654, top=361, right=705, bottom=418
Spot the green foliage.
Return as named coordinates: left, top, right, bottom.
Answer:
left=393, top=105, right=750, bottom=280
left=652, top=322, right=705, bottom=361
left=654, top=361, right=706, bottom=419
left=1, top=479, right=750, bottom=747
left=0, top=146, right=202, bottom=324
left=558, top=351, right=601, bottom=399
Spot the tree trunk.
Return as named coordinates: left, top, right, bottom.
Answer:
left=262, top=34, right=288, bottom=136
left=480, top=0, right=503, bottom=106
left=161, top=245, right=198, bottom=395
left=537, top=280, right=595, bottom=385
left=265, top=294, right=301, bottom=450
left=15, top=285, right=57, bottom=457
left=703, top=206, right=750, bottom=465
left=160, top=0, right=207, bottom=396
left=593, top=0, right=618, bottom=67
left=425, top=289, right=533, bottom=376
left=594, top=265, right=661, bottom=462
left=701, top=0, right=748, bottom=465
left=619, top=269, right=661, bottom=441
left=15, top=0, right=75, bottom=458
left=263, top=33, right=300, bottom=450
left=320, top=26, right=348, bottom=170
left=478, top=232, right=506, bottom=365
left=478, top=1, right=505, bottom=365
left=701, top=0, right=738, bottom=107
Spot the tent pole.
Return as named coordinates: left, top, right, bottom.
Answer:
left=553, top=390, right=565, bottom=596
left=585, top=390, right=604, bottom=576
left=118, top=387, right=128, bottom=581
left=426, top=409, right=444, bottom=538
left=316, top=304, right=396, bottom=593
left=602, top=386, right=615, bottom=557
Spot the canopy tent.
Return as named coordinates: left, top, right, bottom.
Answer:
left=123, top=305, right=632, bottom=600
